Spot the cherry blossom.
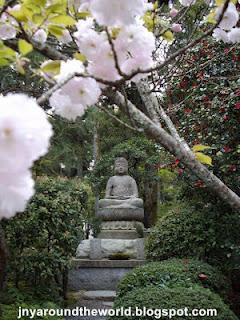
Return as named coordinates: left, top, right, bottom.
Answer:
left=172, top=23, right=182, bottom=33
left=59, top=30, right=72, bottom=44
left=89, top=0, right=148, bottom=26
left=32, top=29, right=47, bottom=45
left=170, top=8, right=179, bottom=17
left=0, top=24, right=17, bottom=40
left=216, top=3, right=239, bottom=31
left=49, top=92, right=86, bottom=120
left=213, top=28, right=229, bottom=43
left=50, top=59, right=101, bottom=120
left=114, top=24, right=155, bottom=80
left=55, top=59, right=84, bottom=82
left=74, top=24, right=108, bottom=61
left=0, top=170, right=34, bottom=219
left=228, top=27, right=240, bottom=43
left=0, top=94, right=53, bottom=174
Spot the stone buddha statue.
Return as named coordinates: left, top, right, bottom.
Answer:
left=99, top=157, right=143, bottom=209
left=97, top=157, right=144, bottom=223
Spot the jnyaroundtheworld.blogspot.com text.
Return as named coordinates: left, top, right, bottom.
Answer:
left=17, top=306, right=218, bottom=319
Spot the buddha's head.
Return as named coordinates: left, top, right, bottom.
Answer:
left=114, top=157, right=128, bottom=175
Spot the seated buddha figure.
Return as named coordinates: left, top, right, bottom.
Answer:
left=99, top=157, right=143, bottom=209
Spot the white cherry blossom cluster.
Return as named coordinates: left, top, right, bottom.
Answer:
left=49, top=59, right=101, bottom=120
left=213, top=3, right=240, bottom=43
left=50, top=0, right=156, bottom=120
left=0, top=94, right=53, bottom=219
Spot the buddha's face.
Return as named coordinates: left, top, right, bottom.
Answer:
left=114, top=160, right=128, bottom=175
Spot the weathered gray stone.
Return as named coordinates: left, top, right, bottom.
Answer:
left=97, top=207, right=144, bottom=222
left=82, top=291, right=116, bottom=301
left=68, top=259, right=146, bottom=291
left=101, top=221, right=143, bottom=230
left=76, top=240, right=91, bottom=259
left=76, top=239, right=145, bottom=260
left=98, top=229, right=139, bottom=239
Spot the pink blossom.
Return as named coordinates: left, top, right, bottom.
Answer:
left=172, top=23, right=182, bottom=33
left=170, top=8, right=178, bottom=17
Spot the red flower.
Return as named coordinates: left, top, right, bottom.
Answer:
left=219, top=107, right=225, bottom=113
left=199, top=274, right=208, bottom=281
left=194, top=180, right=204, bottom=188
left=179, top=79, right=188, bottom=89
left=229, top=165, right=237, bottom=172
left=234, top=102, right=240, bottom=110
left=175, top=159, right=180, bottom=166
left=235, top=89, right=240, bottom=97
left=223, top=114, right=229, bottom=121
left=223, top=146, right=232, bottom=153
left=224, top=48, right=230, bottom=55
left=184, top=108, right=192, bottom=114
left=178, top=168, right=184, bottom=175
left=202, top=95, right=210, bottom=103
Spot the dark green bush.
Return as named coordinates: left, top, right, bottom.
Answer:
left=112, top=286, right=238, bottom=320
left=117, top=258, right=230, bottom=299
left=3, top=176, right=88, bottom=298
left=146, top=202, right=240, bottom=271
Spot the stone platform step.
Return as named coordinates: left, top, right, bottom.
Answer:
left=83, top=291, right=116, bottom=302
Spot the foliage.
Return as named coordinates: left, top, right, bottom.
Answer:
left=168, top=40, right=240, bottom=195
left=117, top=258, right=230, bottom=300
left=112, top=286, right=238, bottom=320
left=3, top=176, right=88, bottom=298
left=146, top=201, right=240, bottom=272
left=0, top=285, right=63, bottom=320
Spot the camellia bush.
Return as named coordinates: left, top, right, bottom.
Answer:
left=3, top=176, right=87, bottom=298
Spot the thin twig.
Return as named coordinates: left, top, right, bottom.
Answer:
left=98, top=105, right=143, bottom=132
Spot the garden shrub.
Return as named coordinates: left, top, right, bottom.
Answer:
left=146, top=202, right=240, bottom=272
left=117, top=258, right=230, bottom=300
left=3, top=176, right=88, bottom=298
left=112, top=286, right=238, bottom=320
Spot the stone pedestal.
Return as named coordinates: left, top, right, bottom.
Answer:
left=68, top=259, right=146, bottom=291
left=76, top=238, right=145, bottom=260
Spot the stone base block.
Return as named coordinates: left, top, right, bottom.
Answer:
left=68, top=259, right=145, bottom=291
left=98, top=221, right=144, bottom=239
left=97, top=207, right=144, bottom=222
left=76, top=238, right=145, bottom=260
left=98, top=229, right=139, bottom=239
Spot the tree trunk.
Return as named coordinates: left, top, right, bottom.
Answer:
left=0, top=223, right=8, bottom=292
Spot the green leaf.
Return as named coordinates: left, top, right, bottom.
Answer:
left=0, top=0, right=5, bottom=7
left=77, top=11, right=91, bottom=19
left=32, top=14, right=46, bottom=25
left=49, top=14, right=76, bottom=26
left=18, top=39, right=33, bottom=56
left=163, top=30, right=174, bottom=42
left=0, top=45, right=16, bottom=60
left=0, top=58, right=10, bottom=67
left=192, top=144, right=211, bottom=152
left=195, top=152, right=213, bottom=166
left=73, top=52, right=87, bottom=63
left=41, top=60, right=61, bottom=75
left=48, top=24, right=64, bottom=37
